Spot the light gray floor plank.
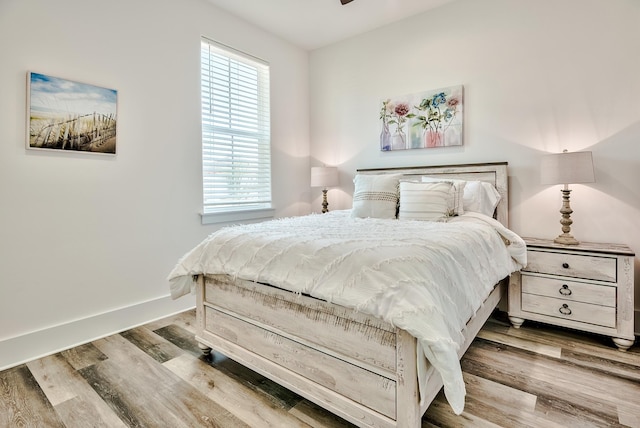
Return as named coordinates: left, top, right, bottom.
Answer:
left=27, top=354, right=126, bottom=428
left=120, top=325, right=184, bottom=363
left=154, top=322, right=306, bottom=410
left=0, top=365, right=65, bottom=428
left=87, top=334, right=249, bottom=427
left=54, top=396, right=124, bottom=428
left=164, top=353, right=311, bottom=428
left=59, top=342, right=107, bottom=371
left=288, top=399, right=361, bottom=428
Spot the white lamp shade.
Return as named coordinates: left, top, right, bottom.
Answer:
left=540, top=151, right=595, bottom=185
left=311, top=166, right=339, bottom=188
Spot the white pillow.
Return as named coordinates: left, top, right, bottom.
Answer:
left=421, top=176, right=466, bottom=216
left=398, top=181, right=452, bottom=221
left=463, top=181, right=501, bottom=217
left=351, top=174, right=401, bottom=219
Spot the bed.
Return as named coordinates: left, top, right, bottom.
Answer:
left=168, top=162, right=526, bottom=427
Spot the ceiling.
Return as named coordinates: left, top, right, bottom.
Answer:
left=205, top=0, right=457, bottom=51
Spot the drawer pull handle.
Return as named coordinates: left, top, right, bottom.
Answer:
left=562, top=262, right=570, bottom=269
left=559, top=284, right=572, bottom=296
left=559, top=304, right=572, bottom=316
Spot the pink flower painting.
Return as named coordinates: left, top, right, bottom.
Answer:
left=380, top=85, right=463, bottom=151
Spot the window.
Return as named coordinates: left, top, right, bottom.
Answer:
left=200, top=37, right=273, bottom=223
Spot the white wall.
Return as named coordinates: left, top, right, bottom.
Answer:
left=309, top=0, right=640, bottom=324
left=0, top=0, right=310, bottom=369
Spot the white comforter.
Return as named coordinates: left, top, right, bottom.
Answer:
left=168, top=210, right=526, bottom=415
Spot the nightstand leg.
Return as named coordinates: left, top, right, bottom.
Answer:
left=612, top=337, right=634, bottom=352
left=198, top=342, right=212, bottom=356
left=508, top=316, right=525, bottom=329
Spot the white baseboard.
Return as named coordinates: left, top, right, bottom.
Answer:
left=0, top=294, right=195, bottom=371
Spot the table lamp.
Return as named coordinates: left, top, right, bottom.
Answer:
left=311, top=166, right=339, bottom=213
left=540, top=150, right=595, bottom=245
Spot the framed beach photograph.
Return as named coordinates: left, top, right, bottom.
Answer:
left=26, top=72, right=117, bottom=154
left=380, top=85, right=463, bottom=151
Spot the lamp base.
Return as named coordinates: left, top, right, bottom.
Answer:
left=554, top=233, right=579, bottom=245
left=321, top=189, right=329, bottom=214
left=554, top=187, right=580, bottom=245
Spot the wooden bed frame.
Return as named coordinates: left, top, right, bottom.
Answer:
left=195, top=162, right=510, bottom=427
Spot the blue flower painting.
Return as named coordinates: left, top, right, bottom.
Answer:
left=380, top=85, right=463, bottom=151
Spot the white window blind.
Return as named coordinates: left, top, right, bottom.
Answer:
left=201, top=38, right=272, bottom=214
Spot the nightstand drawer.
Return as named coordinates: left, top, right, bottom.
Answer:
left=525, top=251, right=616, bottom=282
left=521, top=293, right=616, bottom=328
left=521, top=275, right=616, bottom=307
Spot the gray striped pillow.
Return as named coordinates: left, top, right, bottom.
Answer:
left=421, top=176, right=466, bottom=215
left=398, top=181, right=452, bottom=221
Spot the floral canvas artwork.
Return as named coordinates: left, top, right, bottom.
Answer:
left=380, top=85, right=463, bottom=151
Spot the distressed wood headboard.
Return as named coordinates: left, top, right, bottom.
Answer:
left=356, top=162, right=509, bottom=227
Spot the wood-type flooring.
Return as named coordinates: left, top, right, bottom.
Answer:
left=1, top=309, right=638, bottom=427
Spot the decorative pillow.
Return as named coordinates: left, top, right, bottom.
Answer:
left=351, top=174, right=401, bottom=219
left=463, top=181, right=502, bottom=217
left=421, top=176, right=466, bottom=215
left=398, top=181, right=452, bottom=221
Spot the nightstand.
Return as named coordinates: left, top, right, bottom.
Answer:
left=508, top=238, right=635, bottom=351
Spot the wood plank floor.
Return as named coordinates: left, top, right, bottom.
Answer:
left=1, top=309, right=638, bottom=427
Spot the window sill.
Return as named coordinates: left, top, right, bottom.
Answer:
left=200, top=208, right=275, bottom=225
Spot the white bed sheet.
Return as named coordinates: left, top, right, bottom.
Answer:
left=168, top=210, right=526, bottom=414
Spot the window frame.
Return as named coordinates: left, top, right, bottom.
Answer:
left=199, top=37, right=274, bottom=225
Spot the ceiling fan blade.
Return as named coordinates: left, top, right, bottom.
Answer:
left=340, top=0, right=354, bottom=5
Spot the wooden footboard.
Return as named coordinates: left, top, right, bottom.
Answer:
left=195, top=274, right=507, bottom=428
